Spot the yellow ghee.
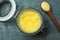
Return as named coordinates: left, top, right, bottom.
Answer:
left=17, top=9, right=42, bottom=34
left=41, top=1, right=50, bottom=11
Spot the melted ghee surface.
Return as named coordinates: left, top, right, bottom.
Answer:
left=17, top=9, right=42, bottom=33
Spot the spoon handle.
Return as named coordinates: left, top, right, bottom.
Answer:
left=47, top=11, right=60, bottom=31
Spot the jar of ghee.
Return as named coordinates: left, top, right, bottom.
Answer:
left=16, top=8, right=44, bottom=35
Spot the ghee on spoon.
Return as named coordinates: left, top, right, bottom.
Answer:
left=41, top=1, right=60, bottom=31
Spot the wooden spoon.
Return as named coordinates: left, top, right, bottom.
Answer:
left=41, top=1, right=60, bottom=31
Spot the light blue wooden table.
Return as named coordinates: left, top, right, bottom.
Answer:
left=0, top=0, right=60, bottom=40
